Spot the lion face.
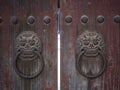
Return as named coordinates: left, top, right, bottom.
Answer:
left=15, top=31, right=44, bottom=78
left=16, top=31, right=41, bottom=52
left=76, top=31, right=105, bottom=56
left=76, top=31, right=106, bottom=77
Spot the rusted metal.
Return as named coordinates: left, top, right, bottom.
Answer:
left=76, top=31, right=106, bottom=78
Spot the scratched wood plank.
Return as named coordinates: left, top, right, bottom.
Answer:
left=60, top=0, right=120, bottom=90
left=0, top=0, right=57, bottom=90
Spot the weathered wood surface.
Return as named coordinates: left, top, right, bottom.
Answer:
left=0, top=0, right=57, bottom=90
left=60, top=0, right=120, bottom=90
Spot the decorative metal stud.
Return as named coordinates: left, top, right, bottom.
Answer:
left=14, top=31, right=44, bottom=79
left=27, top=16, right=35, bottom=25
left=11, top=16, right=18, bottom=24
left=114, top=15, right=120, bottom=23
left=76, top=31, right=106, bottom=78
left=97, top=15, right=104, bottom=23
left=43, top=16, right=51, bottom=25
left=0, top=17, right=3, bottom=24
left=80, top=15, right=89, bottom=24
left=65, top=15, right=72, bottom=24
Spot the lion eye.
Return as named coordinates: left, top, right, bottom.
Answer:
left=29, top=40, right=35, bottom=46
left=84, top=39, right=89, bottom=45
left=20, top=40, right=26, bottom=46
left=93, top=39, right=98, bottom=45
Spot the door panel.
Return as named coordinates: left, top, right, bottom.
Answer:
left=0, top=0, right=120, bottom=90
left=60, top=0, right=120, bottom=90
left=0, top=0, right=57, bottom=90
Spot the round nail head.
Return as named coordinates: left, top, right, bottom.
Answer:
left=11, top=16, right=18, bottom=24
left=27, top=16, right=35, bottom=25
left=43, top=16, right=51, bottom=25
left=65, top=15, right=72, bottom=23
left=81, top=15, right=88, bottom=24
left=97, top=15, right=104, bottom=23
left=0, top=17, right=3, bottom=24
left=114, top=15, right=120, bottom=23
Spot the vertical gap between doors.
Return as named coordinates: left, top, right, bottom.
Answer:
left=57, top=0, right=60, bottom=90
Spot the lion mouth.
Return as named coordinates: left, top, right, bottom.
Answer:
left=84, top=49, right=98, bottom=56
left=18, top=50, right=38, bottom=61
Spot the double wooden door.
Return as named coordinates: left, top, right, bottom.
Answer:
left=0, top=0, right=120, bottom=90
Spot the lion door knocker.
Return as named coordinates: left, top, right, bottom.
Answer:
left=14, top=31, right=44, bottom=79
left=76, top=31, right=106, bottom=78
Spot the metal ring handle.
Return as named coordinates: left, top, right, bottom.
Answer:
left=76, top=51, right=106, bottom=78
left=14, top=51, right=44, bottom=79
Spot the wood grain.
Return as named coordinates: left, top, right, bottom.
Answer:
left=60, top=0, right=120, bottom=90
left=0, top=0, right=57, bottom=90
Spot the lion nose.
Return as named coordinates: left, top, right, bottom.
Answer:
left=89, top=43, right=94, bottom=48
left=25, top=43, right=31, bottom=49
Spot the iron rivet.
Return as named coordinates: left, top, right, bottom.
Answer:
left=27, top=16, right=35, bottom=25
left=43, top=16, right=51, bottom=25
left=11, top=16, right=18, bottom=24
left=97, top=15, right=104, bottom=23
left=114, top=15, right=120, bottom=23
left=65, top=15, right=72, bottom=24
left=80, top=15, right=89, bottom=24
left=0, top=17, right=3, bottom=24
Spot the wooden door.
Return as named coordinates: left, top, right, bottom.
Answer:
left=1, top=0, right=120, bottom=90
left=0, top=0, right=57, bottom=90
left=60, top=0, right=120, bottom=90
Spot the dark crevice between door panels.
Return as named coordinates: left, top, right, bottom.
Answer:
left=57, top=0, right=60, bottom=8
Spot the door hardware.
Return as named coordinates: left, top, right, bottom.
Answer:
left=97, top=15, right=104, bottom=23
left=114, top=15, right=120, bottom=23
left=80, top=15, right=89, bottom=24
left=0, top=17, right=3, bottom=24
left=11, top=16, right=18, bottom=24
left=76, top=31, right=106, bottom=78
left=14, top=31, right=44, bottom=79
left=43, top=16, right=51, bottom=25
left=27, top=16, right=35, bottom=25
left=65, top=15, right=72, bottom=24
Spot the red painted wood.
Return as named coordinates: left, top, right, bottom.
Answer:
left=0, top=0, right=57, bottom=90
left=60, top=0, right=120, bottom=90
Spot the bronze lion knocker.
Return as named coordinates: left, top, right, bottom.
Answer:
left=14, top=31, right=44, bottom=79
left=76, top=31, right=106, bottom=78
